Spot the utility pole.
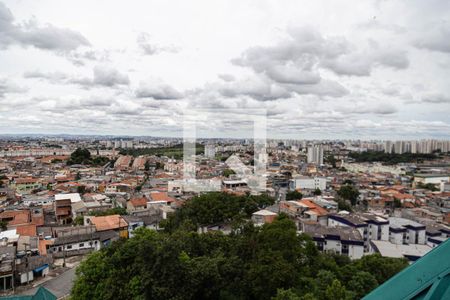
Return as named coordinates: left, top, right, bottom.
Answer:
left=62, top=230, right=66, bottom=268
left=24, top=242, right=30, bottom=285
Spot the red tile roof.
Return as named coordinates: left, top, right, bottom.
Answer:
left=129, top=197, right=147, bottom=207
left=16, top=224, right=37, bottom=236
left=90, top=215, right=128, bottom=231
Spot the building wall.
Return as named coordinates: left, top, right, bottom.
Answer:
left=323, top=239, right=341, bottom=254
left=50, top=239, right=101, bottom=253
left=389, top=231, right=404, bottom=244
left=292, top=177, right=326, bottom=190
left=348, top=244, right=364, bottom=259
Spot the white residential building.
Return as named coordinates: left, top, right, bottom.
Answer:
left=290, top=176, right=326, bottom=191
left=389, top=217, right=426, bottom=245
left=307, top=145, right=323, bottom=165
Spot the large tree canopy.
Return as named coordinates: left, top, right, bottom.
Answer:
left=71, top=193, right=408, bottom=300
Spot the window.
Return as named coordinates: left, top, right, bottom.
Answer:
left=79, top=243, right=84, bottom=247
left=67, top=245, right=72, bottom=249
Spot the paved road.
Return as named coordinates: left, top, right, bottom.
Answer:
left=41, top=267, right=76, bottom=298
left=19, top=267, right=76, bottom=299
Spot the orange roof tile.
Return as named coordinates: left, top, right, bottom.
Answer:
left=0, top=210, right=30, bottom=226
left=16, top=224, right=37, bottom=236
left=297, top=199, right=328, bottom=216
left=149, top=192, right=175, bottom=202
left=90, top=215, right=128, bottom=231
left=129, top=197, right=147, bottom=207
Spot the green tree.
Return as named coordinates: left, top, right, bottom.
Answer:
left=352, top=254, right=408, bottom=284
left=89, top=207, right=128, bottom=217
left=393, top=198, right=402, bottom=208
left=77, top=185, right=86, bottom=194
left=67, top=148, right=92, bottom=165
left=286, top=190, right=303, bottom=200
left=223, top=169, right=236, bottom=178
left=337, top=200, right=352, bottom=212
left=313, top=188, right=322, bottom=196
left=71, top=192, right=410, bottom=300
left=73, top=216, right=84, bottom=226
left=0, top=220, right=8, bottom=231
left=325, top=279, right=349, bottom=300
left=337, top=185, right=359, bottom=206
left=325, top=155, right=337, bottom=168
left=272, top=288, right=301, bottom=300
left=347, top=271, right=378, bottom=299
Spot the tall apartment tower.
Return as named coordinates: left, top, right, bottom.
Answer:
left=205, top=144, right=216, bottom=158
left=307, top=145, right=324, bottom=165
left=384, top=141, right=393, bottom=153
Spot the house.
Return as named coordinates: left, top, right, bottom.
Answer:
left=296, top=199, right=328, bottom=224
left=88, top=215, right=128, bottom=238
left=388, top=217, right=426, bottom=245
left=0, top=210, right=31, bottom=228
left=147, top=191, right=175, bottom=204
left=328, top=213, right=389, bottom=251
left=0, top=246, right=15, bottom=291
left=289, top=176, right=327, bottom=191
left=122, top=215, right=145, bottom=238
left=127, top=197, right=147, bottom=212
left=302, top=222, right=364, bottom=259
left=71, top=200, right=112, bottom=218
left=54, top=198, right=72, bottom=225
left=251, top=210, right=278, bottom=226
left=13, top=178, right=42, bottom=194
left=47, top=226, right=118, bottom=256
left=425, top=224, right=450, bottom=248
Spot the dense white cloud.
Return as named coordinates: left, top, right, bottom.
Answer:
left=0, top=0, right=449, bottom=139
left=0, top=2, right=89, bottom=52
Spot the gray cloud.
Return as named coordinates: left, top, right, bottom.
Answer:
left=66, top=49, right=110, bottom=66
left=422, top=93, right=450, bottom=103
left=93, top=66, right=130, bottom=87
left=337, top=102, right=398, bottom=115
left=23, top=70, right=68, bottom=83
left=234, top=26, right=408, bottom=81
left=0, top=2, right=89, bottom=52
left=135, top=80, right=183, bottom=99
left=23, top=66, right=129, bottom=88
left=0, top=78, right=27, bottom=98
left=218, top=74, right=235, bottom=82
left=414, top=23, right=450, bottom=53
left=203, top=76, right=292, bottom=101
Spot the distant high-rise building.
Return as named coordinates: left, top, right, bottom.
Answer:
left=307, top=145, right=323, bottom=165
left=384, top=141, right=393, bottom=153
left=205, top=144, right=216, bottom=158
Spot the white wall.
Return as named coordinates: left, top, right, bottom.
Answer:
left=348, top=244, right=364, bottom=259
left=51, top=239, right=101, bottom=253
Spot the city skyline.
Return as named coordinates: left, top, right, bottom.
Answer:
left=0, top=0, right=449, bottom=139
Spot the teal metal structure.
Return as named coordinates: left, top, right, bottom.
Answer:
left=363, top=238, right=450, bottom=300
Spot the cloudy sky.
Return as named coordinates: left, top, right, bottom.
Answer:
left=0, top=0, right=449, bottom=139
